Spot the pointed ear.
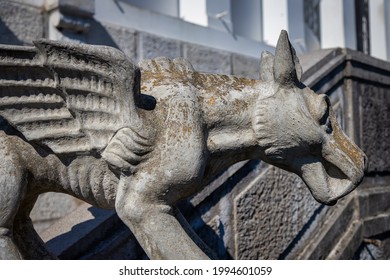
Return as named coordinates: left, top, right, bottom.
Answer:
left=259, top=51, right=274, bottom=81
left=291, top=44, right=303, bottom=82
left=273, top=30, right=302, bottom=84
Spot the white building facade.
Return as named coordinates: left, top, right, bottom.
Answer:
left=85, top=0, right=390, bottom=60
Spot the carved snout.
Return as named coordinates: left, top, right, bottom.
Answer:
left=301, top=112, right=367, bottom=205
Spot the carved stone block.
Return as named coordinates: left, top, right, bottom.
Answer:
left=360, top=84, right=390, bottom=173
left=0, top=1, right=43, bottom=45
left=140, top=32, right=181, bottom=59
left=235, top=167, right=319, bottom=259
left=30, top=193, right=82, bottom=235
left=232, top=54, right=260, bottom=79
left=183, top=43, right=231, bottom=74
left=58, top=0, right=95, bottom=18
left=98, top=23, right=137, bottom=60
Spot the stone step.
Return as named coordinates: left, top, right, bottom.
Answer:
left=41, top=203, right=146, bottom=259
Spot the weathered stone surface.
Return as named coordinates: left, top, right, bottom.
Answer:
left=81, top=224, right=147, bottom=260
left=355, top=232, right=390, bottom=260
left=232, top=54, right=260, bottom=79
left=42, top=203, right=147, bottom=259
left=97, top=23, right=137, bottom=60
left=0, top=1, right=44, bottom=45
left=304, top=197, right=356, bottom=259
left=183, top=43, right=231, bottom=74
left=235, top=166, right=320, bottom=259
left=0, top=31, right=367, bottom=260
left=359, top=186, right=390, bottom=219
left=362, top=215, right=390, bottom=237
left=360, top=84, right=390, bottom=173
left=140, top=32, right=181, bottom=60
left=30, top=193, right=83, bottom=235
left=42, top=204, right=116, bottom=258
left=58, top=0, right=95, bottom=17
left=327, top=220, right=363, bottom=260
left=181, top=160, right=267, bottom=260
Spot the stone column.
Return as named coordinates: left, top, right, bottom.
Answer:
left=262, top=0, right=288, bottom=46
left=231, top=0, right=262, bottom=42
left=320, top=0, right=346, bottom=48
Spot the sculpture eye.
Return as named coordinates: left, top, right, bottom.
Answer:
left=318, top=95, right=332, bottom=133
left=318, top=96, right=330, bottom=126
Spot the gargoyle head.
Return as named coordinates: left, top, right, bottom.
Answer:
left=254, top=30, right=367, bottom=205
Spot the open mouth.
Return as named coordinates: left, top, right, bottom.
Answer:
left=300, top=154, right=365, bottom=206
left=321, top=159, right=352, bottom=205
left=323, top=159, right=349, bottom=182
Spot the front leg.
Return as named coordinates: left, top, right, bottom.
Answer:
left=115, top=173, right=210, bottom=260
left=113, top=85, right=209, bottom=259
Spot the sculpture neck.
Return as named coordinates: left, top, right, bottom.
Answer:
left=195, top=72, right=266, bottom=160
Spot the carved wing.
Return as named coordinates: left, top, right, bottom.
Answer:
left=0, top=40, right=141, bottom=155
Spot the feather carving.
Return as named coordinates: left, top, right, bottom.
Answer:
left=0, top=40, right=143, bottom=156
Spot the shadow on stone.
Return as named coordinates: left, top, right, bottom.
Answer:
left=278, top=204, right=325, bottom=259
left=353, top=231, right=390, bottom=260
left=45, top=206, right=146, bottom=260
left=0, top=18, right=23, bottom=45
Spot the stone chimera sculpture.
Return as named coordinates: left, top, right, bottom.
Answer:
left=0, top=31, right=367, bottom=259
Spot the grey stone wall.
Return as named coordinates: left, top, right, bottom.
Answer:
left=0, top=1, right=44, bottom=45
left=48, top=2, right=259, bottom=77
left=360, top=83, right=390, bottom=173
